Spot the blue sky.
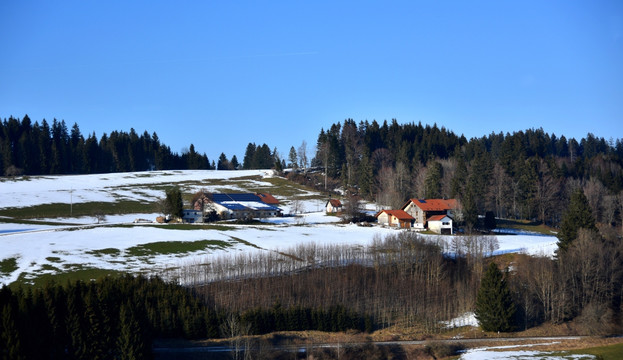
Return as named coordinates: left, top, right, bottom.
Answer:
left=1, top=1, right=622, bottom=161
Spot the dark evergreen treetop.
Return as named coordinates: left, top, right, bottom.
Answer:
left=241, top=142, right=277, bottom=169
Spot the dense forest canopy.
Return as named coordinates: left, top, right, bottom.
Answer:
left=0, top=115, right=215, bottom=175
left=0, top=115, right=285, bottom=175
left=311, top=119, right=623, bottom=228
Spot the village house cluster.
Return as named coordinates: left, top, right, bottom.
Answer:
left=180, top=191, right=457, bottom=235
left=375, top=198, right=457, bottom=234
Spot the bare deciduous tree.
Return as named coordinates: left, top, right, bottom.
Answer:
left=298, top=140, right=308, bottom=172
left=93, top=211, right=106, bottom=224
left=535, top=159, right=559, bottom=225
left=290, top=198, right=304, bottom=215
left=583, top=177, right=606, bottom=223
left=489, top=162, right=512, bottom=218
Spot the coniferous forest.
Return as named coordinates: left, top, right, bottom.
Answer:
left=0, top=115, right=214, bottom=175
left=0, top=115, right=284, bottom=176
left=0, top=275, right=368, bottom=359
left=308, top=119, right=623, bottom=229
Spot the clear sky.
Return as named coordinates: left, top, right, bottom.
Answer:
left=1, top=1, right=622, bottom=161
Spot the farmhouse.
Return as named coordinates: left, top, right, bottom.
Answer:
left=196, top=193, right=282, bottom=220
left=325, top=199, right=343, bottom=214
left=402, top=198, right=457, bottom=234
left=376, top=209, right=415, bottom=229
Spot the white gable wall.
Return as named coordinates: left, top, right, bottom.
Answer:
left=428, top=216, right=453, bottom=234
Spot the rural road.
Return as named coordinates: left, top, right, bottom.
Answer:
left=152, top=335, right=586, bottom=354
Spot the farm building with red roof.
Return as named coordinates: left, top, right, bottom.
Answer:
left=401, top=198, right=458, bottom=234
left=375, top=209, right=415, bottom=229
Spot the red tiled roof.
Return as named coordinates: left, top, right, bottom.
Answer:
left=405, top=199, right=457, bottom=211
left=427, top=214, right=450, bottom=222
left=377, top=210, right=414, bottom=221
left=256, top=193, right=280, bottom=205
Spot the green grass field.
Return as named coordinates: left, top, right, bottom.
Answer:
left=564, top=342, right=623, bottom=360
left=13, top=268, right=126, bottom=289
left=495, top=218, right=557, bottom=235
left=0, top=200, right=159, bottom=219
left=0, top=257, right=18, bottom=276
left=125, top=239, right=232, bottom=257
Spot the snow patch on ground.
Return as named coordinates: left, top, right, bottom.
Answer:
left=0, top=169, right=275, bottom=209
left=459, top=343, right=595, bottom=359
left=442, top=312, right=478, bottom=328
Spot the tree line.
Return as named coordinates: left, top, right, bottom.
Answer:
left=0, top=115, right=214, bottom=176
left=309, top=119, right=623, bottom=230
left=0, top=115, right=293, bottom=176
left=0, top=275, right=368, bottom=359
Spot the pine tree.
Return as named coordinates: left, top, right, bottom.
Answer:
left=288, top=146, right=298, bottom=169
left=242, top=143, right=256, bottom=169
left=217, top=153, right=230, bottom=170
left=1, top=303, right=23, bottom=360
left=164, top=186, right=183, bottom=219
left=424, top=161, right=442, bottom=198
left=557, top=188, right=596, bottom=254
left=484, top=211, right=496, bottom=231
left=357, top=156, right=373, bottom=197
left=117, top=303, right=142, bottom=360
left=474, top=262, right=516, bottom=332
left=230, top=155, right=239, bottom=170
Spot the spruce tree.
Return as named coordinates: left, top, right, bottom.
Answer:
left=117, top=303, right=141, bottom=360
left=474, top=262, right=516, bottom=332
left=424, top=161, right=442, bottom=198
left=288, top=146, right=298, bottom=169
left=230, top=155, right=239, bottom=170
left=164, top=186, right=183, bottom=219
left=1, top=303, right=23, bottom=360
left=557, top=188, right=596, bottom=254
left=484, top=211, right=496, bottom=231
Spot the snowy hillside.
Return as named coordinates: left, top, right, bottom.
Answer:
left=0, top=170, right=558, bottom=286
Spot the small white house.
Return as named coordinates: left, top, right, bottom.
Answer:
left=427, top=214, right=453, bottom=234
left=325, top=199, right=343, bottom=214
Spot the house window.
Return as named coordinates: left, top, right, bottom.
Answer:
left=442, top=221, right=450, bottom=225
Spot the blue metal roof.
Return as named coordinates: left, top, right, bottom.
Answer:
left=222, top=203, right=248, bottom=211
left=211, top=193, right=282, bottom=212
left=212, top=193, right=262, bottom=202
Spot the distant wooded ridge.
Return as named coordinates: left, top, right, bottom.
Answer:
left=304, top=119, right=622, bottom=229
left=0, top=115, right=287, bottom=176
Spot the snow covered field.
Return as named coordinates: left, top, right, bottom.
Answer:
left=0, top=170, right=558, bottom=286
left=459, top=343, right=595, bottom=359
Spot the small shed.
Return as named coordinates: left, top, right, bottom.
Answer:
left=325, top=199, right=343, bottom=214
